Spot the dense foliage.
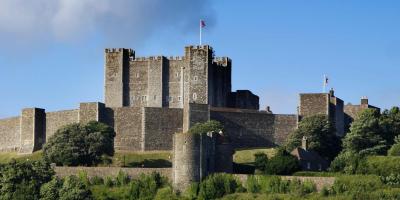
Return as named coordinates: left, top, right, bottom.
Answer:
left=188, top=173, right=242, bottom=200
left=0, top=160, right=54, bottom=200
left=43, top=121, right=115, bottom=166
left=285, top=114, right=341, bottom=161
left=253, top=149, right=300, bottom=175
left=188, top=120, right=224, bottom=135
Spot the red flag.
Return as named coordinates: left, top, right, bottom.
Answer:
left=200, top=20, right=206, bottom=28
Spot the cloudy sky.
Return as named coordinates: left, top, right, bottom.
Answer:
left=1, top=0, right=400, bottom=118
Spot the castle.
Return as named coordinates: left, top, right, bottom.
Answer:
left=0, top=45, right=379, bottom=189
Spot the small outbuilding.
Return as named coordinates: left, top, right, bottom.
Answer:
left=290, top=136, right=329, bottom=171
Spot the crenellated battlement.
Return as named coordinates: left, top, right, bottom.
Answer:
left=168, top=56, right=186, bottom=61
left=213, top=57, right=231, bottom=66
left=132, top=56, right=164, bottom=62
left=105, top=48, right=134, bottom=54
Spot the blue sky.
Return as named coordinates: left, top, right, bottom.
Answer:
left=0, top=0, right=400, bottom=118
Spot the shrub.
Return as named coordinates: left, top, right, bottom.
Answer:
left=288, top=179, right=316, bottom=196
left=58, top=175, right=93, bottom=200
left=185, top=182, right=200, bottom=200
left=388, top=143, right=400, bottom=156
left=258, top=176, right=289, bottom=194
left=104, top=176, right=114, bottom=187
left=329, top=151, right=367, bottom=174
left=265, top=152, right=300, bottom=175
left=246, top=175, right=260, bottom=193
left=188, top=120, right=224, bottom=135
left=78, top=170, right=90, bottom=186
left=0, top=160, right=54, bottom=200
left=127, top=172, right=169, bottom=200
left=40, top=177, right=63, bottom=200
left=154, top=186, right=178, bottom=200
left=115, top=170, right=130, bottom=186
left=43, top=121, right=115, bottom=166
left=198, top=173, right=241, bottom=200
left=90, top=176, right=104, bottom=185
left=332, top=175, right=383, bottom=195
left=380, top=173, right=400, bottom=186
left=254, top=153, right=268, bottom=172
left=363, top=156, right=400, bottom=176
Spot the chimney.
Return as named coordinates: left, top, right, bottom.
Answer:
left=329, top=88, right=335, bottom=97
left=302, top=136, right=308, bottom=151
left=361, top=96, right=368, bottom=105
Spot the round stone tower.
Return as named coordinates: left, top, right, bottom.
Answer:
left=173, top=132, right=205, bottom=191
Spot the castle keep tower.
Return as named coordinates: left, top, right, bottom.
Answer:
left=104, top=45, right=244, bottom=110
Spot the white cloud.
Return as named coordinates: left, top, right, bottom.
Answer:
left=0, top=0, right=216, bottom=46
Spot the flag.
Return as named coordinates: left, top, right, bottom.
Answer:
left=325, top=76, right=329, bottom=85
left=200, top=20, right=206, bottom=28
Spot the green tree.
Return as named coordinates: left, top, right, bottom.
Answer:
left=388, top=136, right=400, bottom=156
left=343, top=109, right=386, bottom=155
left=40, top=177, right=62, bottom=200
left=188, top=120, right=224, bottom=135
left=265, top=150, right=300, bottom=175
left=285, top=114, right=341, bottom=161
left=43, top=121, right=115, bottom=166
left=380, top=107, right=400, bottom=146
left=253, top=153, right=268, bottom=172
left=0, top=160, right=54, bottom=200
left=58, top=176, right=93, bottom=200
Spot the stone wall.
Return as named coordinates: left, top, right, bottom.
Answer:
left=111, top=107, right=144, bottom=151
left=19, top=108, right=46, bottom=153
left=143, top=107, right=183, bottom=151
left=210, top=108, right=297, bottom=149
left=54, top=166, right=172, bottom=180
left=0, top=117, right=20, bottom=152
left=299, top=93, right=329, bottom=118
left=46, top=110, right=79, bottom=140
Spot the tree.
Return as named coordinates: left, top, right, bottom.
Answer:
left=188, top=120, right=224, bottom=135
left=388, top=136, right=400, bottom=156
left=58, top=176, right=93, bottom=200
left=342, top=109, right=387, bottom=155
left=254, top=153, right=268, bottom=172
left=43, top=121, right=115, bottom=166
left=264, top=149, right=300, bottom=175
left=40, top=177, right=63, bottom=200
left=285, top=115, right=341, bottom=161
left=380, top=107, right=400, bottom=146
left=0, top=160, right=54, bottom=200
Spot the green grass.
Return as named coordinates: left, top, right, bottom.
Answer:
left=0, top=151, right=43, bottom=164
left=234, top=148, right=276, bottom=165
left=90, top=185, right=131, bottom=199
left=109, top=151, right=172, bottom=168
left=0, top=150, right=172, bottom=168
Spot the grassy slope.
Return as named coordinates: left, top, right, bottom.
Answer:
left=0, top=150, right=172, bottom=168
left=0, top=151, right=43, bottom=164
left=233, top=148, right=276, bottom=165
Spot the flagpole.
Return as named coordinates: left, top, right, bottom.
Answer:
left=199, top=19, right=202, bottom=45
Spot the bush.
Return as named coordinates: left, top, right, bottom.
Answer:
left=253, top=176, right=289, bottom=194
left=127, top=172, right=169, bottom=200
left=246, top=175, right=260, bottom=193
left=90, top=176, right=104, bottom=185
left=363, top=156, right=400, bottom=176
left=154, top=186, right=178, bottom=200
left=104, top=176, right=114, bottom=187
left=43, top=121, right=115, bottom=166
left=188, top=120, right=224, bottom=135
left=265, top=152, right=300, bottom=175
left=329, top=151, right=367, bottom=174
left=388, top=143, right=400, bottom=156
left=332, top=175, right=383, bottom=195
left=58, top=175, right=93, bottom=200
left=0, top=160, right=54, bottom=200
left=253, top=153, right=268, bottom=172
left=185, top=182, right=200, bottom=200
left=198, top=173, right=241, bottom=200
left=288, top=179, right=316, bottom=196
left=40, top=177, right=63, bottom=200
left=115, top=170, right=130, bottom=186
left=380, top=173, right=400, bottom=186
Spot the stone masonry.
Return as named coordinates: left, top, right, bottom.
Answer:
left=0, top=45, right=379, bottom=154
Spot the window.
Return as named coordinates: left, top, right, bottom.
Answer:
left=193, top=93, right=197, bottom=100
left=169, top=96, right=173, bottom=102
left=175, top=72, right=179, bottom=78
left=136, top=73, right=140, bottom=78
left=318, top=164, right=322, bottom=171
left=141, top=96, right=147, bottom=102
left=193, top=76, right=198, bottom=81
left=153, top=95, right=157, bottom=100
left=178, top=96, right=182, bottom=102
left=307, top=162, right=311, bottom=170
